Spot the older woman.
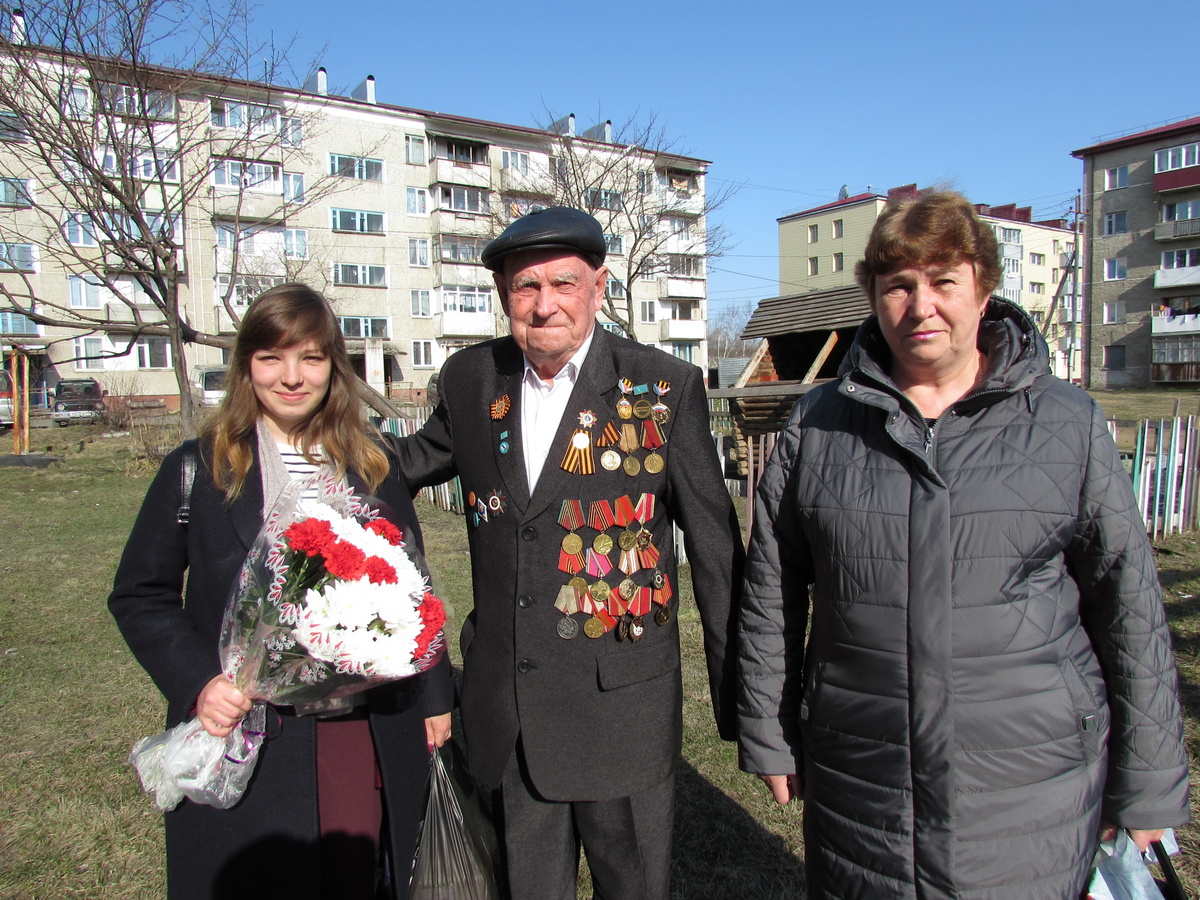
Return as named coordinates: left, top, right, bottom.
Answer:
left=110, top=284, right=454, bottom=899
left=738, top=191, right=1189, bottom=898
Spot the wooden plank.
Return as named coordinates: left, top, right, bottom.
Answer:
left=801, top=332, right=838, bottom=384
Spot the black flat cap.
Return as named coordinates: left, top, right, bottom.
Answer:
left=481, top=206, right=606, bottom=272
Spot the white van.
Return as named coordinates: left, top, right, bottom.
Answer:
left=193, top=365, right=228, bottom=408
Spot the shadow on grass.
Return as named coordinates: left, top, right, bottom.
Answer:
left=671, top=759, right=806, bottom=899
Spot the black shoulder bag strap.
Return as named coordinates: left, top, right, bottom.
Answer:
left=177, top=442, right=197, bottom=525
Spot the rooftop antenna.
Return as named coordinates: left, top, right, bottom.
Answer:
left=837, top=184, right=849, bottom=200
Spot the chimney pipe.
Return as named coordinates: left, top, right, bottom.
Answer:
left=11, top=9, right=25, bottom=44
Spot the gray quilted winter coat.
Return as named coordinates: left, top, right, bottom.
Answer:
left=738, top=299, right=1189, bottom=900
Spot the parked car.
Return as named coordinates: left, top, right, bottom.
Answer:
left=0, top=370, right=11, bottom=428
left=50, top=378, right=106, bottom=426
left=193, top=365, right=228, bottom=408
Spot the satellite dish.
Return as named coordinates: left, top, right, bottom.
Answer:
left=837, top=184, right=849, bottom=200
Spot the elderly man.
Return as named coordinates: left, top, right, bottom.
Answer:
left=390, top=207, right=741, bottom=899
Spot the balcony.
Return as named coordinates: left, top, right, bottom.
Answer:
left=210, top=189, right=288, bottom=223
left=1155, top=266, right=1200, bottom=289
left=213, top=247, right=285, bottom=276
left=1155, top=167, right=1200, bottom=193
left=435, top=310, right=495, bottom=339
left=499, top=166, right=551, bottom=196
left=431, top=157, right=491, bottom=189
left=655, top=189, right=704, bottom=216
left=1152, top=312, right=1200, bottom=335
left=658, top=276, right=706, bottom=299
left=659, top=318, right=705, bottom=342
left=105, top=243, right=185, bottom=274
left=432, top=209, right=490, bottom=233
left=1155, top=218, right=1200, bottom=241
left=999, top=241, right=1022, bottom=260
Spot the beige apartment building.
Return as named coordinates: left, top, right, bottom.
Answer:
left=1073, top=115, right=1200, bottom=387
left=776, top=184, right=1083, bottom=381
left=0, top=48, right=712, bottom=409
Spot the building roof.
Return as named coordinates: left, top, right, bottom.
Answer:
left=1072, top=115, right=1200, bottom=158
left=778, top=192, right=882, bottom=223
left=740, top=285, right=870, bottom=340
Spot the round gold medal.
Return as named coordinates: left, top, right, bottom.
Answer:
left=618, top=529, right=638, bottom=551
left=561, top=533, right=584, bottom=555
left=590, top=579, right=611, bottom=602
left=651, top=403, right=670, bottom=424
left=618, top=578, right=637, bottom=600
left=584, top=616, right=605, bottom=639
left=592, top=533, right=614, bottom=555
left=644, top=452, right=664, bottom=474
left=623, top=455, right=641, bottom=476
left=633, top=398, right=652, bottom=419
left=600, top=449, right=621, bottom=471
left=654, top=604, right=671, bottom=626
left=617, top=398, right=633, bottom=420
left=568, top=576, right=589, bottom=594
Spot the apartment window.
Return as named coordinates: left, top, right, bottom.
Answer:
left=1155, top=142, right=1200, bottom=173
left=435, top=137, right=488, bottom=165
left=832, top=252, right=844, bottom=272
left=605, top=234, right=624, bottom=255
left=331, top=208, right=384, bottom=234
left=606, top=278, right=626, bottom=299
left=999, top=227, right=1022, bottom=244
left=74, top=336, right=104, bottom=370
left=808, top=224, right=818, bottom=243
left=210, top=99, right=279, bottom=135
left=437, top=234, right=486, bottom=264
left=1105, top=165, right=1129, bottom=189
left=405, top=135, right=426, bottom=165
left=1103, top=211, right=1128, bottom=235
left=0, top=177, right=30, bottom=207
left=339, top=316, right=388, bottom=338
left=0, top=310, right=36, bottom=333
left=333, top=263, right=386, bottom=287
left=283, top=228, right=307, bottom=259
left=0, top=110, right=27, bottom=142
left=412, top=340, right=434, bottom=367
left=672, top=342, right=696, bottom=363
left=672, top=301, right=696, bottom=320
left=639, top=299, right=657, bottom=323
left=832, top=219, right=844, bottom=239
left=330, top=154, right=383, bottom=182
left=60, top=84, right=89, bottom=119
left=123, top=149, right=179, bottom=183
left=667, top=217, right=693, bottom=239
left=69, top=276, right=104, bottom=309
left=135, top=336, right=171, bottom=369
left=501, top=150, right=529, bottom=174
left=65, top=213, right=99, bottom=246
left=280, top=115, right=303, bottom=147
left=1104, top=257, right=1128, bottom=279
left=0, top=242, right=34, bottom=271
left=637, top=171, right=655, bottom=195
left=215, top=222, right=256, bottom=253
left=99, top=83, right=173, bottom=119
left=1162, top=248, right=1200, bottom=269
left=1163, top=199, right=1200, bottom=222
left=1029, top=252, right=1046, bottom=266
left=212, top=158, right=280, bottom=192
left=808, top=256, right=819, bottom=276
left=1103, top=344, right=1126, bottom=370
left=1003, top=257, right=1022, bottom=275
left=215, top=274, right=284, bottom=306
left=408, top=238, right=429, bottom=266
left=410, top=290, right=431, bottom=317
left=668, top=254, right=703, bottom=277
left=441, top=285, right=491, bottom=313
left=586, top=188, right=622, bottom=211
left=1029, top=282, right=1045, bottom=294
left=282, top=173, right=304, bottom=203
left=407, top=187, right=429, bottom=215
left=1103, top=301, right=1126, bottom=324
left=440, top=186, right=489, bottom=214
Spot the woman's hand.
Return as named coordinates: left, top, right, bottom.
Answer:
left=759, top=773, right=803, bottom=806
left=195, top=675, right=252, bottom=737
left=1100, top=824, right=1167, bottom=853
left=425, top=713, right=452, bottom=751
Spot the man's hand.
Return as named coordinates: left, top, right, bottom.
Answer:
left=195, top=675, right=252, bottom=737
left=759, top=773, right=803, bottom=806
left=425, top=713, right=452, bottom=750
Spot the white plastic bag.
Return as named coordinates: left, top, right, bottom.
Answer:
left=129, top=704, right=267, bottom=812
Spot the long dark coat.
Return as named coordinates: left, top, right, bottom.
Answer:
left=390, top=326, right=742, bottom=799
left=109, top=440, right=454, bottom=900
left=738, top=300, right=1190, bottom=899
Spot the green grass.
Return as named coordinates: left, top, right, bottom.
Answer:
left=1, top=429, right=1196, bottom=899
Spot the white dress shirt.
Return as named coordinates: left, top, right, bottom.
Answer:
left=520, top=327, right=596, bottom=493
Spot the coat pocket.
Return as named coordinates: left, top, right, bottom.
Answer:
left=1058, top=658, right=1108, bottom=762
left=596, top=640, right=679, bottom=691
left=797, top=656, right=825, bottom=729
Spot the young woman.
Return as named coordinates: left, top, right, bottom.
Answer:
left=110, top=284, right=453, bottom=899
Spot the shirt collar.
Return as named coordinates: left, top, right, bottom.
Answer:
left=521, top=325, right=597, bottom=389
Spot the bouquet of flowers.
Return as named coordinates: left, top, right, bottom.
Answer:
left=129, top=475, right=446, bottom=812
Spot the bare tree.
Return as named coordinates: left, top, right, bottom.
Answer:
left=496, top=112, right=736, bottom=340
left=706, top=300, right=758, bottom=360
left=0, top=0, right=373, bottom=434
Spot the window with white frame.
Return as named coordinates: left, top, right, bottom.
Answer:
left=1163, top=199, right=1200, bottom=222
left=1103, top=300, right=1126, bottom=323
left=1104, top=211, right=1128, bottom=235
left=405, top=135, right=426, bottom=165
left=605, top=234, right=624, bottom=255
left=1003, top=257, right=1021, bottom=275
left=1029, top=282, right=1045, bottom=294
left=606, top=278, right=626, bottom=299
left=1162, top=248, right=1200, bottom=269
left=412, top=340, right=434, bottom=367
left=407, top=187, right=429, bottom=215
left=282, top=172, right=304, bottom=203
left=1104, top=257, right=1128, bottom=279
left=808, top=224, right=818, bottom=243
left=330, top=154, right=383, bottom=182
left=215, top=274, right=285, bottom=307
left=0, top=243, right=34, bottom=271
left=74, top=336, right=104, bottom=370
left=434, top=137, right=487, bottom=164
left=331, top=208, right=384, bottom=234
left=586, top=188, right=622, bottom=211
left=212, top=158, right=280, bottom=192
left=0, top=177, right=30, bottom=207
left=136, top=336, right=172, bottom=368
left=668, top=254, right=703, bottom=277
left=410, top=290, right=431, bottom=317
left=99, top=83, right=174, bottom=119
left=65, top=212, right=99, bottom=246
left=808, top=256, right=819, bottom=276
left=832, top=219, right=844, bottom=239
left=501, top=149, right=529, bottom=174
left=672, top=342, right=696, bottom=363
left=441, top=284, right=491, bottom=313
left=280, top=115, right=303, bottom=147
left=667, top=217, right=693, bottom=239
left=210, top=99, right=279, bottom=136
left=1156, top=142, right=1200, bottom=173
left=1105, top=165, right=1129, bottom=189
left=333, top=263, right=386, bottom=287
left=832, top=252, right=844, bottom=272
left=639, top=299, right=657, bottom=323
left=408, top=238, right=429, bottom=266
left=1029, top=252, right=1046, bottom=265
left=0, top=110, right=27, bottom=142
left=637, top=171, right=655, bottom=195
left=60, top=84, right=89, bottom=119
left=338, top=316, right=389, bottom=338
left=284, top=228, right=307, bottom=259
left=69, top=275, right=104, bottom=308
left=124, top=149, right=179, bottom=183
left=999, top=227, right=1022, bottom=243
left=215, top=222, right=258, bottom=254
left=440, top=186, right=489, bottom=214
left=437, top=234, right=485, bottom=264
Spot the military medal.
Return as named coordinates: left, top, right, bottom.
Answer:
left=587, top=500, right=616, bottom=531
left=616, top=378, right=634, bottom=420
left=601, top=449, right=621, bottom=471
left=628, top=585, right=652, bottom=618
left=634, top=493, right=656, bottom=522
left=555, top=583, right=582, bottom=636
left=618, top=424, right=639, bottom=454
left=592, top=532, right=614, bottom=556
left=560, top=429, right=595, bottom=475
left=490, top=394, right=511, bottom=420
left=618, top=578, right=637, bottom=601
left=653, top=572, right=674, bottom=606
left=486, top=490, right=507, bottom=515
left=651, top=402, right=670, bottom=425
left=585, top=548, right=613, bottom=577
left=629, top=617, right=644, bottom=641
left=557, top=501, right=587, bottom=573
left=633, top=397, right=652, bottom=420
left=616, top=615, right=631, bottom=642
left=597, top=421, right=620, bottom=446
left=561, top=532, right=584, bottom=555
left=557, top=616, right=580, bottom=639
left=636, top=529, right=660, bottom=568
left=613, top=495, right=636, bottom=527
left=641, top=420, right=665, bottom=451
left=653, top=381, right=671, bottom=397
left=584, top=616, right=606, bottom=639
left=623, top=456, right=641, bottom=476
left=578, top=409, right=597, bottom=428
left=590, top=579, right=611, bottom=603
left=617, top=530, right=640, bottom=574
left=644, top=453, right=663, bottom=474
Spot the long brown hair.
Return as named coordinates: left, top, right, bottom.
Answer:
left=201, top=283, right=389, bottom=498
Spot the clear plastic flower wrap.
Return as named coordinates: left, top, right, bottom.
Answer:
left=129, top=475, right=447, bottom=812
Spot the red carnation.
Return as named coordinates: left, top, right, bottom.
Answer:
left=322, top=538, right=368, bottom=580
left=284, top=518, right=336, bottom=556
left=413, top=592, right=446, bottom=660
left=364, top=556, right=398, bottom=585
left=365, top=519, right=404, bottom=546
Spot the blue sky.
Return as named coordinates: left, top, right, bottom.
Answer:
left=249, top=0, right=1197, bottom=317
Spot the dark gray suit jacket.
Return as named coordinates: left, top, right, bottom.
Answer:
left=390, top=326, right=742, bottom=801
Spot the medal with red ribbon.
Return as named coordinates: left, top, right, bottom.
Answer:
left=587, top=499, right=616, bottom=531
left=613, top=495, right=636, bottom=527
left=634, top=492, right=656, bottom=523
